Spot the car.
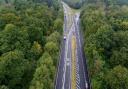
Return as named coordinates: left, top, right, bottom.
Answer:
left=64, top=36, right=66, bottom=40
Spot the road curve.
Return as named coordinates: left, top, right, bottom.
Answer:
left=55, top=2, right=90, bottom=89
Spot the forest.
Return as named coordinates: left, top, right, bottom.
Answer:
left=0, top=0, right=63, bottom=89
left=0, top=0, right=128, bottom=89
left=80, top=0, right=128, bottom=89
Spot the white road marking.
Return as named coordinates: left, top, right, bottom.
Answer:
left=76, top=46, right=81, bottom=89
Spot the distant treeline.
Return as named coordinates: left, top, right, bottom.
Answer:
left=63, top=0, right=85, bottom=9
left=0, top=0, right=60, bottom=10
left=63, top=0, right=128, bottom=9
left=85, top=0, right=128, bottom=5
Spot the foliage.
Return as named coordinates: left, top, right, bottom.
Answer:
left=104, top=65, right=128, bottom=89
left=0, top=50, right=31, bottom=89
left=81, top=1, right=128, bottom=88
left=0, top=85, right=9, bottom=89
left=29, top=52, right=55, bottom=89
left=0, top=0, right=63, bottom=89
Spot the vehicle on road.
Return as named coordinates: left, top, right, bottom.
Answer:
left=64, top=35, right=66, bottom=40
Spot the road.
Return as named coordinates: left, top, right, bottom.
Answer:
left=55, top=2, right=90, bottom=89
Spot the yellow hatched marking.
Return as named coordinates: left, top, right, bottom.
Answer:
left=71, top=35, right=77, bottom=89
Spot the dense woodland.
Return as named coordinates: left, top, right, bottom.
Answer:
left=0, top=0, right=63, bottom=89
left=81, top=0, right=128, bottom=89
left=0, top=0, right=128, bottom=89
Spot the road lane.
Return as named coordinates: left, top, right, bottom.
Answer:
left=74, top=13, right=90, bottom=89
left=74, top=13, right=86, bottom=88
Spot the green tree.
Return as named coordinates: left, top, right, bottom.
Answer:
left=92, top=79, right=102, bottom=89
left=0, top=24, right=31, bottom=54
left=29, top=52, right=55, bottom=89
left=53, top=19, right=63, bottom=33
left=30, top=41, right=43, bottom=60
left=47, top=31, right=61, bottom=45
left=105, top=65, right=128, bottom=89
left=110, top=47, right=128, bottom=68
left=45, top=42, right=59, bottom=55
left=0, top=85, right=9, bottom=89
left=44, top=41, right=59, bottom=66
left=94, top=25, right=114, bottom=50
left=0, top=50, right=29, bottom=89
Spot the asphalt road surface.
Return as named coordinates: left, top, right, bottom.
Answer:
left=55, top=2, right=90, bottom=89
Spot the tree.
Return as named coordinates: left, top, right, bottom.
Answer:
left=0, top=13, right=20, bottom=29
left=30, top=41, right=42, bottom=60
left=0, top=85, right=9, bottom=89
left=29, top=65, right=54, bottom=89
left=113, top=31, right=128, bottom=49
left=0, top=24, right=31, bottom=54
left=44, top=42, right=59, bottom=55
left=104, top=65, right=128, bottom=89
left=92, top=79, right=102, bottom=89
left=53, top=19, right=63, bottom=33
left=93, top=25, right=114, bottom=50
left=29, top=52, right=55, bottom=89
left=93, top=59, right=105, bottom=76
left=47, top=31, right=61, bottom=45
left=0, top=50, right=29, bottom=89
left=4, top=0, right=9, bottom=4
left=116, top=21, right=128, bottom=31
left=44, top=41, right=59, bottom=66
left=110, top=47, right=128, bottom=68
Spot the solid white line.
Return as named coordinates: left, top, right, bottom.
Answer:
left=69, top=36, right=71, bottom=89
left=76, top=44, right=81, bottom=86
